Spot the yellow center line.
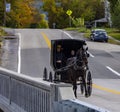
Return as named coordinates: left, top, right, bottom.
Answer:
left=93, top=84, right=120, bottom=95
left=41, top=31, right=120, bottom=95
left=41, top=32, right=51, bottom=49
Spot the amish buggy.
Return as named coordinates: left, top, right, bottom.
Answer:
left=43, top=39, right=92, bottom=98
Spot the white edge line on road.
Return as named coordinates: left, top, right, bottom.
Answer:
left=16, top=33, right=21, bottom=74
left=106, top=66, right=120, bottom=77
left=59, top=30, right=95, bottom=58
left=88, top=52, right=95, bottom=58
left=59, top=30, right=73, bottom=39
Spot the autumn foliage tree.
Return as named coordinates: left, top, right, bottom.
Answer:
left=7, top=0, right=34, bottom=28
left=0, top=0, right=48, bottom=28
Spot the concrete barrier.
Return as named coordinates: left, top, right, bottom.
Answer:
left=53, top=99, right=110, bottom=112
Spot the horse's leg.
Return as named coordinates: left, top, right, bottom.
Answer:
left=68, top=69, right=73, bottom=83
left=82, top=72, right=88, bottom=97
left=73, top=79, right=77, bottom=98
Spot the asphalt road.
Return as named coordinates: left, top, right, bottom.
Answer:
left=14, top=29, right=120, bottom=112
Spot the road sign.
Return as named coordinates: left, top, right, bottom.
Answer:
left=66, top=9, right=72, bottom=16
left=6, top=3, right=11, bottom=12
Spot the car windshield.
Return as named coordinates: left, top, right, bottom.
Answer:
left=95, top=30, right=106, bottom=34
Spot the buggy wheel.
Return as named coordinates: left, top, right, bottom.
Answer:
left=86, top=71, right=92, bottom=96
left=43, top=67, right=48, bottom=80
left=49, top=71, right=53, bottom=82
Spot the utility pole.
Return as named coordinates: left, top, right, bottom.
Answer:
left=4, top=0, right=6, bottom=27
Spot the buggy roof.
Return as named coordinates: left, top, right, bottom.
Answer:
left=51, top=39, right=87, bottom=69
left=51, top=39, right=86, bottom=51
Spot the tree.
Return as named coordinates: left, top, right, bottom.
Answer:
left=72, top=17, right=84, bottom=27
left=112, top=1, right=120, bottom=30
left=42, top=0, right=104, bottom=28
left=108, top=0, right=119, bottom=12
left=43, top=0, right=65, bottom=28
left=6, top=0, right=34, bottom=28
left=0, top=0, right=48, bottom=28
left=0, top=0, right=35, bottom=27
left=0, top=0, right=4, bottom=26
left=30, top=13, right=48, bottom=28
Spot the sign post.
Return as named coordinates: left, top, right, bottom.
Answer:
left=4, top=0, right=11, bottom=27
left=66, top=9, right=72, bottom=27
left=3, top=0, right=6, bottom=26
left=6, top=3, right=11, bottom=12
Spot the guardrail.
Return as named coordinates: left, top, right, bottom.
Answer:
left=0, top=67, right=110, bottom=112
left=0, top=67, right=75, bottom=112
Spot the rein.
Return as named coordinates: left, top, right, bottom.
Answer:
left=55, top=58, right=84, bottom=72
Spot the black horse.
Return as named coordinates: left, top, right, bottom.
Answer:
left=66, top=47, right=89, bottom=97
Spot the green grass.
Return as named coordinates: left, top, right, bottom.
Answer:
left=65, top=27, right=91, bottom=33
left=77, top=27, right=88, bottom=33
left=64, top=27, right=80, bottom=31
left=0, top=28, right=3, bottom=36
left=84, top=32, right=90, bottom=38
left=109, top=33, right=120, bottom=41
left=0, top=27, right=5, bottom=47
left=0, top=27, right=7, bottom=36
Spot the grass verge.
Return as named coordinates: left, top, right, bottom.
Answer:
left=0, top=27, right=6, bottom=47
